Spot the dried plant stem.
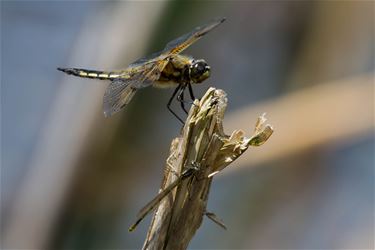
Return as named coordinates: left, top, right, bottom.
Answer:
left=136, top=87, right=273, bottom=250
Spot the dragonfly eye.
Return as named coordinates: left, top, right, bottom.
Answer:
left=190, top=60, right=210, bottom=83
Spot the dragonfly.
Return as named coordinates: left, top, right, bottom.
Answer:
left=129, top=162, right=227, bottom=232
left=129, top=164, right=199, bottom=232
left=58, top=17, right=226, bottom=123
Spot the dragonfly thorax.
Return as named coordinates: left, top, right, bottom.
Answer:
left=157, top=56, right=210, bottom=86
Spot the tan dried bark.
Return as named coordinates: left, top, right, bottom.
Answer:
left=131, top=87, right=273, bottom=250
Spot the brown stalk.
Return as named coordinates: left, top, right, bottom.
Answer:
left=131, top=87, right=273, bottom=250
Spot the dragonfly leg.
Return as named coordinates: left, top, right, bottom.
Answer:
left=188, top=82, right=196, bottom=101
left=167, top=84, right=184, bottom=124
left=177, top=85, right=188, bottom=114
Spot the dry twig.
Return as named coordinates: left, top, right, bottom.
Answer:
left=130, top=87, right=273, bottom=250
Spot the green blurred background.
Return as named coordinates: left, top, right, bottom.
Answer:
left=1, top=1, right=374, bottom=249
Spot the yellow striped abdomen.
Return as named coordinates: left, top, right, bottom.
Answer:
left=57, top=67, right=123, bottom=80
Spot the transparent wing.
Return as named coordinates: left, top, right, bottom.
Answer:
left=131, top=59, right=169, bottom=88
left=129, top=50, right=164, bottom=68
left=103, top=78, right=138, bottom=117
left=103, top=60, right=169, bottom=117
left=129, top=17, right=225, bottom=68
left=162, top=17, right=225, bottom=55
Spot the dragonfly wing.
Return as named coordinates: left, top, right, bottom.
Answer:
left=103, top=78, right=138, bottom=117
left=129, top=17, right=225, bottom=70
left=128, top=50, right=164, bottom=68
left=162, top=17, right=225, bottom=55
left=132, top=59, right=169, bottom=88
left=103, top=60, right=169, bottom=117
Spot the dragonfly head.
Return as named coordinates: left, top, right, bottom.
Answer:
left=189, top=59, right=210, bottom=84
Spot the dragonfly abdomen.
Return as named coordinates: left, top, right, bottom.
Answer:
left=57, top=67, right=122, bottom=80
